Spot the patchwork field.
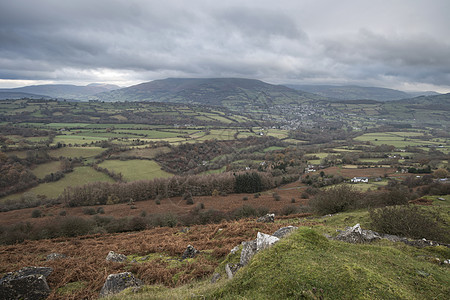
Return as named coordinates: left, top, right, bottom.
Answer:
left=99, top=159, right=172, bottom=181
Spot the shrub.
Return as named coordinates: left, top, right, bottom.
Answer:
left=232, top=204, right=257, bottom=219
left=184, top=192, right=194, bottom=205
left=291, top=198, right=296, bottom=203
left=59, top=210, right=67, bottom=216
left=309, top=185, right=361, bottom=215
left=243, top=196, right=248, bottom=201
left=369, top=205, right=448, bottom=242
left=31, top=209, right=42, bottom=218
left=96, top=207, right=105, bottom=214
left=254, top=193, right=260, bottom=198
left=273, top=193, right=281, bottom=201
left=155, top=199, right=161, bottom=205
left=301, top=192, right=309, bottom=199
left=59, top=216, right=93, bottom=237
left=82, top=207, right=96, bottom=215
left=129, top=216, right=147, bottom=231
left=140, top=210, right=147, bottom=217
left=280, top=205, right=299, bottom=216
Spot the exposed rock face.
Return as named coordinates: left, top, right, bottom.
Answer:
left=334, top=223, right=381, bottom=243
left=46, top=253, right=66, bottom=261
left=257, top=213, right=275, bottom=223
left=99, top=272, right=143, bottom=298
left=106, top=251, right=127, bottom=263
left=0, top=267, right=53, bottom=300
left=272, top=226, right=298, bottom=239
left=230, top=245, right=240, bottom=255
left=182, top=245, right=199, bottom=259
left=256, top=232, right=280, bottom=251
left=240, top=240, right=257, bottom=266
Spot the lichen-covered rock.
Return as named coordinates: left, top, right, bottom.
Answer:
left=106, top=251, right=127, bottom=262
left=240, top=240, right=257, bottom=266
left=0, top=267, right=53, bottom=300
left=272, top=226, right=298, bottom=239
left=256, top=232, right=280, bottom=251
left=334, top=223, right=381, bottom=243
left=257, top=213, right=275, bottom=223
left=99, top=272, right=143, bottom=298
left=230, top=245, right=240, bottom=255
left=182, top=245, right=199, bottom=259
left=46, top=253, right=66, bottom=261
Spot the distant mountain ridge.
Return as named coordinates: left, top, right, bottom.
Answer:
left=286, top=84, right=439, bottom=101
left=95, top=78, right=328, bottom=108
left=0, top=83, right=119, bottom=100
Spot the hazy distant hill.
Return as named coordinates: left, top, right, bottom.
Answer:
left=0, top=91, right=52, bottom=100
left=286, top=84, right=427, bottom=101
left=95, top=78, right=327, bottom=108
left=395, top=92, right=450, bottom=109
left=0, top=83, right=119, bottom=100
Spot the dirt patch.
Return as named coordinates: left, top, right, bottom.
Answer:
left=409, top=198, right=433, bottom=206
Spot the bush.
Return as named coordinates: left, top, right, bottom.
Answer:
left=291, top=198, right=296, bottom=203
left=232, top=204, right=257, bottom=219
left=273, top=193, right=281, bottom=201
left=82, top=207, right=96, bottom=215
left=280, top=205, right=299, bottom=216
left=309, top=185, right=361, bottom=215
left=59, top=210, right=67, bottom=216
left=155, top=199, right=161, bottom=205
left=140, top=210, right=147, bottom=217
left=369, top=205, right=448, bottom=243
left=301, top=192, right=309, bottom=199
left=31, top=209, right=42, bottom=218
left=254, top=193, right=260, bottom=198
left=243, top=196, right=248, bottom=201
left=96, top=207, right=105, bottom=214
left=59, top=216, right=93, bottom=237
left=235, top=172, right=263, bottom=193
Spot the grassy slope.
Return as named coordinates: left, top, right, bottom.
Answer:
left=113, top=201, right=450, bottom=300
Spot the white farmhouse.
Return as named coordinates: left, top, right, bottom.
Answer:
left=351, top=177, right=369, bottom=183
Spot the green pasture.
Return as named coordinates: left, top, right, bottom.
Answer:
left=354, top=132, right=443, bottom=147
left=263, top=146, right=285, bottom=152
left=31, top=161, right=62, bottom=179
left=98, top=159, right=172, bottom=182
left=48, top=147, right=105, bottom=159
left=111, top=147, right=172, bottom=159
left=2, top=166, right=113, bottom=201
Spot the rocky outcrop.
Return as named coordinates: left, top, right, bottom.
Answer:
left=272, top=226, right=298, bottom=239
left=99, top=272, right=143, bottom=298
left=240, top=240, right=257, bottom=266
left=333, top=224, right=450, bottom=248
left=182, top=245, right=199, bottom=259
left=106, top=251, right=127, bottom=263
left=256, top=232, right=280, bottom=251
left=0, top=267, right=53, bottom=300
left=334, top=224, right=381, bottom=243
left=224, top=226, right=298, bottom=279
left=257, top=213, right=275, bottom=223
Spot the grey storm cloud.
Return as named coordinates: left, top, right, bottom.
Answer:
left=0, top=0, right=449, bottom=91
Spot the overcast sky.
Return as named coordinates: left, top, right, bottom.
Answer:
left=1, top=0, right=449, bottom=92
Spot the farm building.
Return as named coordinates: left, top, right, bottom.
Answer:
left=351, top=177, right=369, bottom=183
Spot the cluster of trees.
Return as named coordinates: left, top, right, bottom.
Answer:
left=0, top=152, right=38, bottom=197
left=61, top=171, right=274, bottom=207
left=155, top=136, right=284, bottom=174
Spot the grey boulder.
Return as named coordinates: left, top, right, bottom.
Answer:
left=99, top=272, right=143, bottom=298
left=0, top=267, right=53, bottom=300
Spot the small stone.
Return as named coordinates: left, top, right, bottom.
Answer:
left=257, top=213, right=275, bottom=223
left=210, top=273, right=221, bottom=283
left=182, top=245, right=199, bottom=259
left=106, top=251, right=127, bottom=263
left=46, top=253, right=67, bottom=261
left=225, top=263, right=240, bottom=279
left=99, top=272, right=143, bottom=298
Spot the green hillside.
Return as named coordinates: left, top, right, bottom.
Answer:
left=95, top=78, right=327, bottom=109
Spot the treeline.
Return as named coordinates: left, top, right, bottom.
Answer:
left=61, top=171, right=274, bottom=207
